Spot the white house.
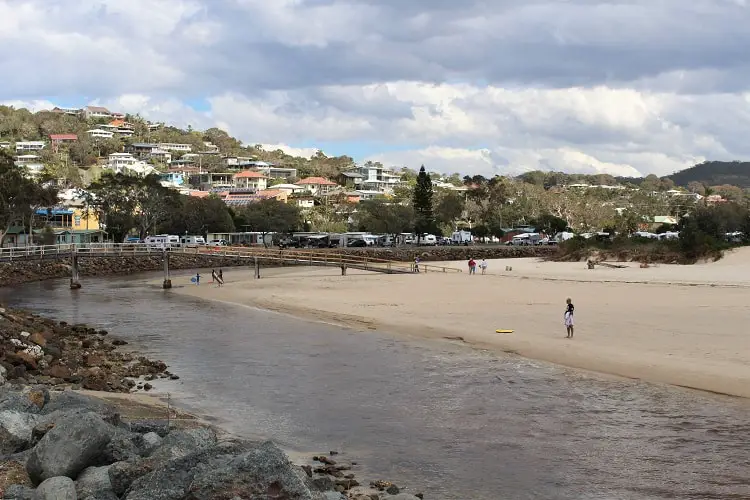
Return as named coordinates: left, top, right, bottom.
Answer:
left=82, top=106, right=112, bottom=119
left=15, top=141, right=46, bottom=152
left=233, top=170, right=268, bottom=191
left=296, top=177, right=338, bottom=196
left=350, top=164, right=402, bottom=193
left=158, top=143, right=192, bottom=152
left=271, top=183, right=305, bottom=195
left=87, top=129, right=114, bottom=139
left=105, top=153, right=155, bottom=176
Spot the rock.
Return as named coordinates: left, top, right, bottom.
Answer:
left=120, top=441, right=256, bottom=500
left=387, top=495, right=421, bottom=500
left=1, top=484, right=35, bottom=500
left=46, top=365, right=72, bottom=380
left=107, top=460, right=155, bottom=497
left=311, top=476, right=336, bottom=491
left=19, top=332, right=30, bottom=338
left=139, top=432, right=162, bottom=456
left=148, top=427, right=217, bottom=462
left=84, top=354, right=103, bottom=368
left=40, top=392, right=120, bottom=425
left=0, top=365, right=7, bottom=386
left=386, top=485, right=400, bottom=495
left=74, top=466, right=112, bottom=499
left=126, top=420, right=169, bottom=437
left=0, top=411, right=41, bottom=454
left=184, top=441, right=314, bottom=500
left=35, top=476, right=77, bottom=500
left=5, top=352, right=37, bottom=371
left=28, top=333, right=46, bottom=347
left=321, top=493, right=347, bottom=500
left=0, top=387, right=49, bottom=414
left=26, top=413, right=117, bottom=485
left=142, top=383, right=152, bottom=391
left=100, top=429, right=142, bottom=463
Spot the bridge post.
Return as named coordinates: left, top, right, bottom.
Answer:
left=69, top=250, right=81, bottom=289
left=341, top=263, right=347, bottom=276
left=162, top=250, right=172, bottom=289
left=254, top=257, right=260, bottom=279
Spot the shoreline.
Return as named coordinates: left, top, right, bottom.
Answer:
left=170, top=255, right=750, bottom=400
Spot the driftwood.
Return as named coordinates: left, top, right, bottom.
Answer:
left=587, top=259, right=627, bottom=269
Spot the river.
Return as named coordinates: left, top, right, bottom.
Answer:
left=1, top=274, right=748, bottom=499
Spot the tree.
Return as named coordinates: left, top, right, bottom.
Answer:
left=0, top=151, right=58, bottom=244
left=687, top=181, right=706, bottom=196
left=162, top=195, right=235, bottom=236
left=412, top=165, right=436, bottom=241
left=241, top=199, right=301, bottom=247
left=434, top=190, right=465, bottom=229
left=357, top=199, right=414, bottom=236
left=532, top=213, right=568, bottom=236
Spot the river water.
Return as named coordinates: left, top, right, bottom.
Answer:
left=1, top=275, right=749, bottom=499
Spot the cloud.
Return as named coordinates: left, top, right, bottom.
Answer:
left=2, top=0, right=750, bottom=177
left=260, top=144, right=320, bottom=159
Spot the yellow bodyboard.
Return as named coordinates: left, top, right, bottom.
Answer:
left=495, top=329, right=514, bottom=333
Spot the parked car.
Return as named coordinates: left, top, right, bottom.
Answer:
left=208, top=239, right=227, bottom=246
left=346, top=239, right=368, bottom=247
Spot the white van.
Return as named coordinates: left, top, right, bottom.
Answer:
left=180, top=235, right=206, bottom=247
left=143, top=234, right=180, bottom=248
left=451, top=230, right=472, bottom=245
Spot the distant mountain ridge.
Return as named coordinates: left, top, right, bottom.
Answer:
left=666, top=161, right=750, bottom=188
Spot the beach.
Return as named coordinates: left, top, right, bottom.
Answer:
left=174, top=248, right=750, bottom=399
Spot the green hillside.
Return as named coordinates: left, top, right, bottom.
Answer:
left=666, top=161, right=750, bottom=189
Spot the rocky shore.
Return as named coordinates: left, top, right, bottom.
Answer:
left=0, top=307, right=170, bottom=393
left=0, top=306, right=425, bottom=498
left=0, top=387, right=423, bottom=499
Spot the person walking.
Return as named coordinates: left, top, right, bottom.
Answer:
left=218, top=269, right=223, bottom=282
left=468, top=258, right=476, bottom=275
left=195, top=272, right=201, bottom=285
left=564, top=298, right=574, bottom=338
left=414, top=256, right=420, bottom=273
left=480, top=259, right=488, bottom=275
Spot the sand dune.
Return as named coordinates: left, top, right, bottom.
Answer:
left=172, top=249, right=750, bottom=399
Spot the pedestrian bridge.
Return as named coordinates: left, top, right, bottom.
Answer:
left=0, top=243, right=461, bottom=288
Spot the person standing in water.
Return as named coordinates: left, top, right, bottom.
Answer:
left=564, top=298, right=574, bottom=338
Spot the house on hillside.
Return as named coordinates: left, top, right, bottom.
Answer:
left=14, top=155, right=45, bottom=176
left=337, top=171, right=364, bottom=188
left=15, top=141, right=46, bottom=152
left=251, top=162, right=297, bottom=179
left=189, top=172, right=235, bottom=191
left=349, top=164, right=402, bottom=193
left=105, top=153, right=156, bottom=176
left=49, top=134, right=78, bottom=152
left=233, top=170, right=268, bottom=191
left=87, top=129, right=114, bottom=139
left=51, top=107, right=81, bottom=116
left=82, top=106, right=112, bottom=119
left=158, top=143, right=192, bottom=152
left=296, top=177, right=338, bottom=196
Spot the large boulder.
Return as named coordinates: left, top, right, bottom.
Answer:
left=0, top=387, right=49, bottom=414
left=35, top=476, right=77, bottom=500
left=123, top=441, right=257, bottom=500
left=40, top=392, right=120, bottom=425
left=185, top=441, right=314, bottom=500
left=0, top=411, right=41, bottom=454
left=148, top=427, right=217, bottom=462
left=125, top=420, right=169, bottom=438
left=26, top=413, right=116, bottom=485
left=74, top=466, right=113, bottom=499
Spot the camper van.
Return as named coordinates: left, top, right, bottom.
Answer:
left=451, top=230, right=472, bottom=245
left=180, top=235, right=206, bottom=247
left=143, top=234, right=180, bottom=248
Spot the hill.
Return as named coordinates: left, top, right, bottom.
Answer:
left=667, top=161, right=750, bottom=189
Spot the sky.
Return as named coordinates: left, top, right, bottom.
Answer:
left=2, top=0, right=750, bottom=177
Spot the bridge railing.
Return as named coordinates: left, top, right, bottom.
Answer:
left=0, top=243, right=463, bottom=273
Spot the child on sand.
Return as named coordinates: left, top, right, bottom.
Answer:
left=480, top=259, right=487, bottom=274
left=564, top=298, right=574, bottom=338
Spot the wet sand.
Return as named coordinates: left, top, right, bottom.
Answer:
left=172, top=249, right=750, bottom=398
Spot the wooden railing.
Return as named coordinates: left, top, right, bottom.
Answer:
left=0, top=243, right=463, bottom=274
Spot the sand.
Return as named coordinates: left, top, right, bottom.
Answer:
left=170, top=248, right=750, bottom=399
